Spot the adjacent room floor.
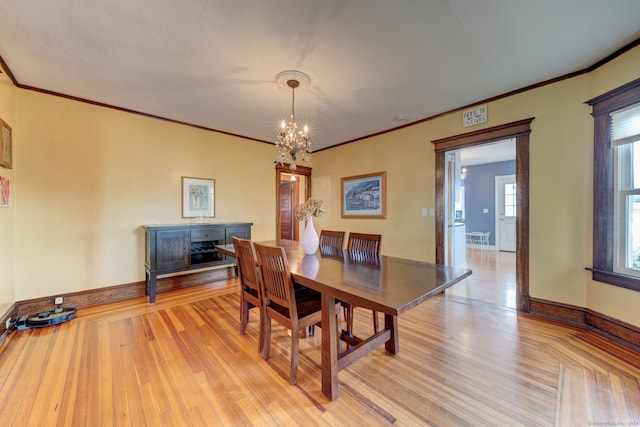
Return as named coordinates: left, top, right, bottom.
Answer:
left=447, top=247, right=517, bottom=309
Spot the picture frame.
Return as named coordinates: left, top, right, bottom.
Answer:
left=341, top=171, right=387, bottom=219
left=181, top=176, right=215, bottom=218
left=0, top=119, right=12, bottom=169
left=0, top=176, right=10, bottom=207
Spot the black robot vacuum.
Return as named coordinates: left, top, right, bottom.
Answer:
left=15, top=307, right=77, bottom=330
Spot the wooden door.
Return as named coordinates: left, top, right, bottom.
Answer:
left=279, top=180, right=296, bottom=239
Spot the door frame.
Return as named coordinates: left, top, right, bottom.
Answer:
left=275, top=164, right=312, bottom=241
left=433, top=118, right=533, bottom=312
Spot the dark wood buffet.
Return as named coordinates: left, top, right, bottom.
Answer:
left=143, top=223, right=252, bottom=302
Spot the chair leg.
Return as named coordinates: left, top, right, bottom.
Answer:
left=372, top=310, right=379, bottom=334
left=257, top=309, right=265, bottom=357
left=263, top=315, right=272, bottom=360
left=346, top=304, right=355, bottom=335
left=336, top=303, right=343, bottom=352
left=240, top=296, right=249, bottom=335
left=290, top=329, right=300, bottom=385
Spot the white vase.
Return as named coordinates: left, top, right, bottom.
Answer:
left=300, top=217, right=319, bottom=255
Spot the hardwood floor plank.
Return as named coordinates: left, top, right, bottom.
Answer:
left=0, top=275, right=639, bottom=426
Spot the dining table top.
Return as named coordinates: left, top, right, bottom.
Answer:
left=217, top=239, right=472, bottom=316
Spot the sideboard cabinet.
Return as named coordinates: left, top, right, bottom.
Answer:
left=144, top=223, right=252, bottom=302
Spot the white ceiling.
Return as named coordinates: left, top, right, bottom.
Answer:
left=460, top=139, right=515, bottom=166
left=1, top=1, right=639, bottom=153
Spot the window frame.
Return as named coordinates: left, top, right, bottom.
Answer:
left=588, top=77, right=640, bottom=291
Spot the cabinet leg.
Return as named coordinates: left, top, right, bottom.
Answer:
left=146, top=271, right=157, bottom=303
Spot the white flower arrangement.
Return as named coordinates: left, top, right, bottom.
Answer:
left=295, top=198, right=326, bottom=221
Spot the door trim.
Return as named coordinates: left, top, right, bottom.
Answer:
left=433, top=118, right=533, bottom=312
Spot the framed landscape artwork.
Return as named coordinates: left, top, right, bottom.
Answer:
left=181, top=177, right=215, bottom=218
left=341, top=171, right=386, bottom=219
left=0, top=119, right=12, bottom=169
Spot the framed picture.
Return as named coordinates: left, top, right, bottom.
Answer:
left=341, top=171, right=386, bottom=219
left=181, top=176, right=215, bottom=218
left=0, top=176, right=10, bottom=207
left=0, top=119, right=12, bottom=169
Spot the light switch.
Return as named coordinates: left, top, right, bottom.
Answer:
left=421, top=208, right=427, bottom=217
left=429, top=208, right=435, bottom=216
left=483, top=208, right=489, bottom=213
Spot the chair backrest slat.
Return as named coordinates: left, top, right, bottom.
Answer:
left=232, top=237, right=260, bottom=294
left=319, top=230, right=345, bottom=250
left=254, top=243, right=294, bottom=313
left=347, top=232, right=382, bottom=255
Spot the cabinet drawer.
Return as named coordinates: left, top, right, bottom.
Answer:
left=225, top=225, right=250, bottom=242
left=191, top=227, right=224, bottom=242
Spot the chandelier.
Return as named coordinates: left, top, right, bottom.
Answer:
left=275, top=70, right=311, bottom=174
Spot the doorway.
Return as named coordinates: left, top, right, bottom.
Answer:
left=432, top=118, right=533, bottom=312
left=445, top=151, right=467, bottom=267
left=443, top=142, right=517, bottom=308
left=276, top=164, right=311, bottom=241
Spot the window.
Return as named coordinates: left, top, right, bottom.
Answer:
left=504, top=183, right=517, bottom=217
left=588, top=77, right=640, bottom=291
left=613, top=104, right=640, bottom=276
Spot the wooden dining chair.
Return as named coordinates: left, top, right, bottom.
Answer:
left=232, top=236, right=264, bottom=355
left=319, top=230, right=346, bottom=250
left=253, top=242, right=325, bottom=385
left=346, top=233, right=383, bottom=334
left=347, top=232, right=382, bottom=255
left=319, top=230, right=352, bottom=327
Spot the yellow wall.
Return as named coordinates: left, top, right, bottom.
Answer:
left=0, top=65, right=16, bottom=313
left=312, top=45, right=640, bottom=327
left=14, top=90, right=276, bottom=300
left=310, top=127, right=439, bottom=262
left=5, top=43, right=640, bottom=329
left=585, top=43, right=640, bottom=324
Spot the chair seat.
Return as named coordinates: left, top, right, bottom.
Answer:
left=294, top=286, right=321, bottom=300
left=269, top=289, right=322, bottom=319
left=244, top=286, right=260, bottom=299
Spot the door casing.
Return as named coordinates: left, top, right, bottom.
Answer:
left=433, top=118, right=533, bottom=312
left=275, top=164, right=312, bottom=241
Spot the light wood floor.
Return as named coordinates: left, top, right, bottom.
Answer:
left=0, top=265, right=639, bottom=426
left=446, top=248, right=517, bottom=308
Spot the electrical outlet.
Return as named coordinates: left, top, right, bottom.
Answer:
left=55, top=296, right=64, bottom=305
left=5, top=318, right=11, bottom=330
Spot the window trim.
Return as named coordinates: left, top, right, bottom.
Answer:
left=587, top=77, right=640, bottom=291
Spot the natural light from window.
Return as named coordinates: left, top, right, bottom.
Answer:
left=613, top=103, right=640, bottom=275
left=504, top=183, right=516, bottom=217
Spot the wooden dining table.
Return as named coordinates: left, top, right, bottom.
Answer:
left=216, top=239, right=472, bottom=400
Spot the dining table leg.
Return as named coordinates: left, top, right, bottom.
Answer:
left=321, top=293, right=339, bottom=400
left=384, top=313, right=399, bottom=354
